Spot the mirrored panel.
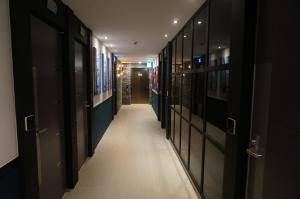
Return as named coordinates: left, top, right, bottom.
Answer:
left=174, top=75, right=182, bottom=113
left=176, top=33, right=183, bottom=72
left=207, top=70, right=229, bottom=101
left=191, top=72, right=205, bottom=131
left=172, top=40, right=176, bottom=73
left=203, top=140, right=224, bottom=199
left=193, top=6, right=208, bottom=69
left=171, top=75, right=176, bottom=107
left=208, top=0, right=231, bottom=67
left=206, top=87, right=226, bottom=147
left=182, top=73, right=191, bottom=120
left=170, top=109, right=175, bottom=141
left=174, top=113, right=181, bottom=151
left=183, top=23, right=193, bottom=71
left=190, top=126, right=204, bottom=187
left=181, top=119, right=190, bottom=166
left=206, top=0, right=231, bottom=148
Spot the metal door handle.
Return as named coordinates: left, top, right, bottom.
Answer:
left=24, top=115, right=35, bottom=132
left=246, top=147, right=264, bottom=159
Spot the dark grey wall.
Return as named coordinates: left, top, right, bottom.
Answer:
left=253, top=0, right=300, bottom=198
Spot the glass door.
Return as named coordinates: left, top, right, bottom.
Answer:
left=203, top=0, right=231, bottom=198
left=168, top=0, right=255, bottom=198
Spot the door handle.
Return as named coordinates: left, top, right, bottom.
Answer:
left=246, top=146, right=264, bottom=159
left=226, top=117, right=236, bottom=135
left=24, top=115, right=35, bottom=132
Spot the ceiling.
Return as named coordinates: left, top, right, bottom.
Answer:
left=63, top=0, right=206, bottom=63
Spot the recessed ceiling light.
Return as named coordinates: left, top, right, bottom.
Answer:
left=173, top=18, right=179, bottom=25
left=104, top=36, right=108, bottom=40
left=218, top=46, right=222, bottom=49
left=164, top=34, right=168, bottom=38
left=184, top=35, right=187, bottom=38
left=138, top=61, right=142, bottom=64
left=110, top=44, right=113, bottom=47
left=197, top=20, right=202, bottom=25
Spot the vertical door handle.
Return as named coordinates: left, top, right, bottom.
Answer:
left=226, top=117, right=236, bottom=135
left=24, top=115, right=35, bottom=132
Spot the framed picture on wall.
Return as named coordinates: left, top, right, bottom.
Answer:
left=93, top=47, right=102, bottom=95
left=101, top=53, right=105, bottom=92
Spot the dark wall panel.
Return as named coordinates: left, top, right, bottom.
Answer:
left=0, top=159, right=21, bottom=199
left=151, top=90, right=159, bottom=118
left=93, top=97, right=113, bottom=149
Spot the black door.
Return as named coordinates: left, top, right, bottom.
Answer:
left=75, top=41, right=88, bottom=169
left=131, top=68, right=149, bottom=104
left=246, top=0, right=300, bottom=198
left=31, top=16, right=66, bottom=199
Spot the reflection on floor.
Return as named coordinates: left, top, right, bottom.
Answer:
left=63, top=104, right=200, bottom=199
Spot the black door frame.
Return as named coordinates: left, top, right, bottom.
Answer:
left=112, top=53, right=117, bottom=118
left=9, top=0, right=67, bottom=198
left=165, top=42, right=172, bottom=139
left=64, top=7, right=94, bottom=188
left=10, top=1, right=95, bottom=197
left=160, top=50, right=166, bottom=128
left=157, top=53, right=162, bottom=121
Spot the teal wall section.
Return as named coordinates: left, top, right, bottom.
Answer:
left=93, top=97, right=113, bottom=150
left=151, top=90, right=159, bottom=118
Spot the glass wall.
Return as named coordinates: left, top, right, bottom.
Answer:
left=169, top=1, right=232, bottom=199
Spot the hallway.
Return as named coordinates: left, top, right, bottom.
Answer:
left=63, top=105, right=199, bottom=199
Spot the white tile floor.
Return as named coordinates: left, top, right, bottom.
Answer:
left=63, top=104, right=200, bottom=199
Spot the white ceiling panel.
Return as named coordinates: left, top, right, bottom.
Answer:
left=63, top=0, right=206, bottom=62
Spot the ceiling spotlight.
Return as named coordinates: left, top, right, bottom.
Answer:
left=197, top=20, right=202, bottom=25
left=104, top=36, right=108, bottom=40
left=110, top=44, right=113, bottom=47
left=184, top=35, right=187, bottom=38
left=218, top=46, right=222, bottom=49
left=173, top=18, right=179, bottom=25
left=164, top=34, right=168, bottom=38
left=138, top=61, right=142, bottom=64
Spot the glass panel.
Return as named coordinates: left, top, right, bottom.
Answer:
left=176, top=33, right=183, bottom=72
left=174, top=75, right=181, bottom=113
left=207, top=70, right=229, bottom=101
left=174, top=113, right=181, bottom=151
left=208, top=0, right=231, bottom=67
left=183, top=23, right=193, bottom=71
left=203, top=140, right=224, bottom=199
left=182, top=73, right=191, bottom=120
left=191, top=72, right=205, bottom=131
left=171, top=75, right=176, bottom=107
left=193, top=6, right=208, bottom=69
left=172, top=40, right=176, bottom=73
left=170, top=109, right=175, bottom=141
left=180, top=119, right=189, bottom=166
left=206, top=73, right=227, bottom=147
left=190, top=127, right=204, bottom=187
left=206, top=0, right=231, bottom=149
